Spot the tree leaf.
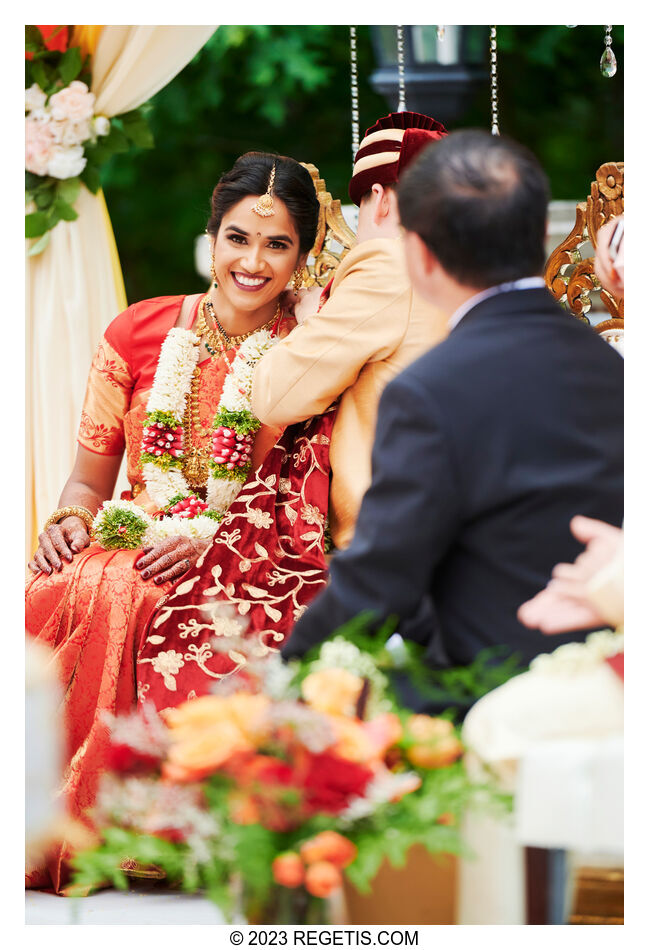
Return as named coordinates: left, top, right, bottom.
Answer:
left=59, top=47, right=82, bottom=85
left=27, top=232, right=51, bottom=256
left=119, top=111, right=154, bottom=148
left=57, top=177, right=81, bottom=206
left=25, top=211, right=51, bottom=238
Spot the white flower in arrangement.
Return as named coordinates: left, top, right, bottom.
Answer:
left=51, top=118, right=93, bottom=147
left=339, top=770, right=422, bottom=823
left=530, top=629, right=624, bottom=676
left=48, top=80, right=95, bottom=123
left=25, top=115, right=55, bottom=176
left=25, top=83, right=47, bottom=113
left=92, top=115, right=111, bottom=137
left=47, top=144, right=87, bottom=179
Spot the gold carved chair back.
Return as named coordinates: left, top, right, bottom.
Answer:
left=544, top=162, right=624, bottom=350
left=301, top=163, right=357, bottom=287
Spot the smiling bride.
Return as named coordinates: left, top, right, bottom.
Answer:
left=26, top=152, right=329, bottom=891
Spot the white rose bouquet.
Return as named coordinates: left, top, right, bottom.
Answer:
left=25, top=26, right=153, bottom=256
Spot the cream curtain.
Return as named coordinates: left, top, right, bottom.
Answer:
left=26, top=25, right=216, bottom=556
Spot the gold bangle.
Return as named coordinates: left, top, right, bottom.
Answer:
left=43, top=505, right=95, bottom=534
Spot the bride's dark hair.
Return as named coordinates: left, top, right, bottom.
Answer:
left=207, top=152, right=319, bottom=255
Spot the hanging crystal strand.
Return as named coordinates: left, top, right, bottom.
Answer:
left=350, top=26, right=360, bottom=164
left=490, top=26, right=499, bottom=135
left=396, top=25, right=407, bottom=112
left=600, top=25, right=617, bottom=78
left=437, top=26, right=445, bottom=41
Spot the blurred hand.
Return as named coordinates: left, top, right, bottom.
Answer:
left=517, top=516, right=623, bottom=634
left=594, top=216, right=624, bottom=298
left=134, top=535, right=209, bottom=585
left=293, top=285, right=323, bottom=325
left=28, top=516, right=91, bottom=574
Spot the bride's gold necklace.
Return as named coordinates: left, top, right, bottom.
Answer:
left=182, top=297, right=281, bottom=490
left=194, top=295, right=281, bottom=356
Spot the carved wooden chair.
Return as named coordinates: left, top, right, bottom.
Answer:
left=544, top=161, right=624, bottom=354
left=301, top=163, right=357, bottom=286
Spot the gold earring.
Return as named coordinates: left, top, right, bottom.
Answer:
left=292, top=268, right=304, bottom=293
left=210, top=254, right=218, bottom=289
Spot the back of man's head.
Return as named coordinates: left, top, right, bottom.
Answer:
left=398, top=129, right=550, bottom=288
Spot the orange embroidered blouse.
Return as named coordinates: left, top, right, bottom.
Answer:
left=78, top=295, right=287, bottom=511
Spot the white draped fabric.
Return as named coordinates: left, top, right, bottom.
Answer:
left=26, top=25, right=216, bottom=556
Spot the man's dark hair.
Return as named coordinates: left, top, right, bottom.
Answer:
left=397, top=129, right=550, bottom=287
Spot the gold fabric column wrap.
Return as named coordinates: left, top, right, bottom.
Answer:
left=26, top=25, right=216, bottom=556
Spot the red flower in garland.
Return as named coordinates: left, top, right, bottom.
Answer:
left=301, top=752, right=373, bottom=814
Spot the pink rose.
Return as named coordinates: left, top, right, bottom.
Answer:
left=49, top=80, right=95, bottom=123
left=25, top=116, right=55, bottom=176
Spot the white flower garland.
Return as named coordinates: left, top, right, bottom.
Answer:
left=93, top=317, right=278, bottom=550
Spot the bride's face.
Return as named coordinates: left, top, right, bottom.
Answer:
left=211, top=195, right=302, bottom=314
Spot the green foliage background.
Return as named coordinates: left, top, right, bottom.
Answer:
left=100, top=25, right=623, bottom=305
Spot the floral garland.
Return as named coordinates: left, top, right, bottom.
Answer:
left=93, top=319, right=277, bottom=550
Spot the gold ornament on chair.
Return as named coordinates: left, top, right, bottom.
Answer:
left=292, top=268, right=305, bottom=293
left=251, top=164, right=276, bottom=217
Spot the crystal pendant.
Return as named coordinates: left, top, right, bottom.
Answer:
left=600, top=47, right=617, bottom=77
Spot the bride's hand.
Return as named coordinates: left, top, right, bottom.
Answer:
left=134, top=536, right=210, bottom=585
left=293, top=285, right=322, bottom=324
left=28, top=516, right=91, bottom=574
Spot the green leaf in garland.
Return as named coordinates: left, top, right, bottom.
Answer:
left=59, top=46, right=82, bottom=85
left=27, top=232, right=51, bottom=257
left=25, top=211, right=51, bottom=238
left=80, top=164, right=101, bottom=194
left=25, top=26, right=45, bottom=52
left=52, top=197, right=79, bottom=222
left=57, top=177, right=81, bottom=206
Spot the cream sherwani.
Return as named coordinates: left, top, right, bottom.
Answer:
left=251, top=237, right=448, bottom=549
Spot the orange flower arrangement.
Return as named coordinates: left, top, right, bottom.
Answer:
left=72, top=633, right=509, bottom=923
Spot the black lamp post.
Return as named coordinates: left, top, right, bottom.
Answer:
left=369, top=25, right=488, bottom=125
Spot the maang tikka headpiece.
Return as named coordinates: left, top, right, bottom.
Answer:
left=251, top=163, right=276, bottom=217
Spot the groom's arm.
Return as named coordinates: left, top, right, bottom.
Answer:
left=281, top=369, right=461, bottom=658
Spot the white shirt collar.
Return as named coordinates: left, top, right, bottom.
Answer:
left=448, top=277, right=547, bottom=331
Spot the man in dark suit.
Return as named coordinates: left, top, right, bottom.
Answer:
left=282, top=130, right=623, bottom=671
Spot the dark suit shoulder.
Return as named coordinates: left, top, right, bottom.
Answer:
left=399, top=289, right=623, bottom=395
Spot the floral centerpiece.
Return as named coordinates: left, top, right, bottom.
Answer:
left=25, top=25, right=152, bottom=256
left=70, top=622, right=515, bottom=922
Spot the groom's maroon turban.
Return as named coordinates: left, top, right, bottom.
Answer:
left=349, top=111, right=448, bottom=207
